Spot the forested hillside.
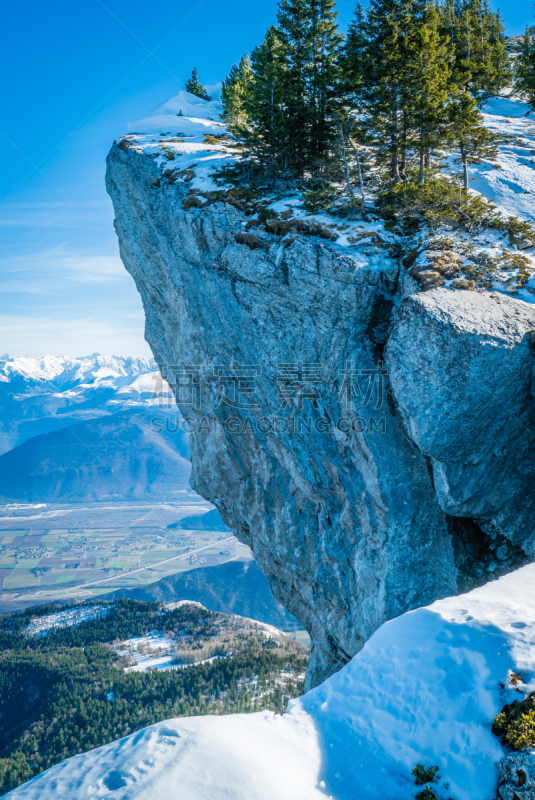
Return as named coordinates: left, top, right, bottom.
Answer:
left=0, top=600, right=307, bottom=796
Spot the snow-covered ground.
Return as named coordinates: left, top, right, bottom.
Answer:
left=478, top=96, right=535, bottom=223
left=113, top=631, right=178, bottom=672
left=125, top=88, right=236, bottom=191
left=25, top=604, right=109, bottom=636
left=9, top=563, right=535, bottom=800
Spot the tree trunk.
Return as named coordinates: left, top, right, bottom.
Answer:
left=400, top=113, right=408, bottom=180
left=348, top=136, right=366, bottom=206
left=390, top=87, right=400, bottom=182
left=463, top=154, right=469, bottom=190
left=419, top=149, right=425, bottom=184
left=391, top=146, right=401, bottom=182
left=340, top=127, right=355, bottom=198
left=466, top=17, right=471, bottom=60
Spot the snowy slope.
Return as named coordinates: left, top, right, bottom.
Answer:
left=9, top=563, right=535, bottom=800
left=477, top=96, right=535, bottom=223
left=124, top=89, right=236, bottom=191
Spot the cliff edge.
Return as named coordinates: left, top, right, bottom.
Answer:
left=106, top=138, right=535, bottom=688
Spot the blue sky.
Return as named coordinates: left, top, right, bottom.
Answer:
left=0, top=0, right=531, bottom=357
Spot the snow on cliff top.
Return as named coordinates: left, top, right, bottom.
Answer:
left=122, top=91, right=535, bottom=304
left=9, top=563, right=535, bottom=800
left=128, top=86, right=224, bottom=132
left=124, top=88, right=235, bottom=190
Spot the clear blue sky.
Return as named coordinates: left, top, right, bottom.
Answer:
left=0, top=0, right=531, bottom=357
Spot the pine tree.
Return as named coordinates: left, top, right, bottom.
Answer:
left=516, top=24, right=535, bottom=113
left=468, top=2, right=510, bottom=103
left=185, top=67, right=211, bottom=101
left=276, top=0, right=312, bottom=175
left=405, top=2, right=451, bottom=183
left=222, top=0, right=342, bottom=178
left=221, top=54, right=254, bottom=128
left=448, top=90, right=500, bottom=189
left=438, top=0, right=510, bottom=105
left=305, top=0, right=344, bottom=166
left=241, top=26, right=288, bottom=172
left=355, top=0, right=423, bottom=182
left=341, top=2, right=366, bottom=95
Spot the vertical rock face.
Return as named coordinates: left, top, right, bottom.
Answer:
left=106, top=145, right=535, bottom=687
left=386, top=290, right=535, bottom=582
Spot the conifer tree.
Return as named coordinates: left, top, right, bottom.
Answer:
left=516, top=24, right=535, bottom=112
left=439, top=0, right=510, bottom=104
left=468, top=3, right=510, bottom=103
left=185, top=67, right=211, bottom=101
left=448, top=90, right=500, bottom=189
left=354, top=0, right=421, bottom=182
left=221, top=54, right=254, bottom=127
left=306, top=0, right=344, bottom=165
left=276, top=0, right=342, bottom=174
left=222, top=0, right=343, bottom=177
left=241, top=26, right=288, bottom=171
left=276, top=0, right=312, bottom=174
left=341, top=2, right=366, bottom=94
left=406, top=2, right=451, bottom=183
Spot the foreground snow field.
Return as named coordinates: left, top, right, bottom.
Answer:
left=8, top=564, right=535, bottom=800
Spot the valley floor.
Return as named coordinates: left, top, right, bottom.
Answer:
left=0, top=500, right=251, bottom=610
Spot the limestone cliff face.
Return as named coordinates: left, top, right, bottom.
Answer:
left=106, top=144, right=535, bottom=688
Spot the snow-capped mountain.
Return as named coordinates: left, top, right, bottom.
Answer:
left=0, top=355, right=187, bottom=502
left=0, top=354, right=174, bottom=456
left=0, top=354, right=152, bottom=388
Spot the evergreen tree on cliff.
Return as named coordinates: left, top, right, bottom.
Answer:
left=438, top=0, right=510, bottom=104
left=245, top=26, right=288, bottom=169
left=276, top=0, right=343, bottom=174
left=448, top=90, right=500, bottom=189
left=341, top=2, right=366, bottom=95
left=351, top=0, right=419, bottom=182
left=468, top=2, right=510, bottom=102
left=221, top=54, right=254, bottom=127
left=304, top=0, right=344, bottom=166
left=221, top=0, right=342, bottom=177
left=405, top=2, right=452, bottom=183
left=185, top=67, right=211, bottom=101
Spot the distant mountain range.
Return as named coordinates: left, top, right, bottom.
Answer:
left=0, top=354, right=190, bottom=502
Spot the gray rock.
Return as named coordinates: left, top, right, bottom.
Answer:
left=498, top=751, right=535, bottom=799
left=386, top=289, right=535, bottom=572
left=106, top=144, right=535, bottom=687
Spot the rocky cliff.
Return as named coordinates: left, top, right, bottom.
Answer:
left=106, top=144, right=535, bottom=688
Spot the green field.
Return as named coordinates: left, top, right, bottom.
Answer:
left=0, top=500, right=252, bottom=608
